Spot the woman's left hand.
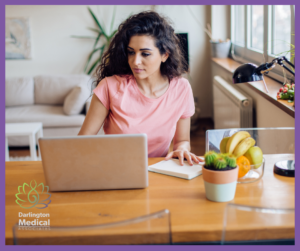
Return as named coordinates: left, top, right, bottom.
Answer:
left=165, top=149, right=204, bottom=166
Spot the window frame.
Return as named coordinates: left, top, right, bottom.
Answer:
left=230, top=5, right=295, bottom=84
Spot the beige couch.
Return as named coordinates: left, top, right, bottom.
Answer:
left=5, top=74, right=103, bottom=146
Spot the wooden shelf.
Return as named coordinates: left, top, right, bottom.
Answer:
left=212, top=57, right=295, bottom=118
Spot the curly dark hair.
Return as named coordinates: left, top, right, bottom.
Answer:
left=93, top=11, right=188, bottom=87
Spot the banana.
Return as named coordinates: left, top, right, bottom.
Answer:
left=233, top=137, right=256, bottom=158
left=226, top=131, right=251, bottom=154
left=220, top=137, right=230, bottom=153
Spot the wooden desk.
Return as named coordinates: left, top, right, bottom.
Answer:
left=5, top=154, right=295, bottom=244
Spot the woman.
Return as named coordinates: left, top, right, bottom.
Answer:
left=78, top=11, right=203, bottom=165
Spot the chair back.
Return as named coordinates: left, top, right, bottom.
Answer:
left=221, top=203, right=295, bottom=245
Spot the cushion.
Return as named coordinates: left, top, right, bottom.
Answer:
left=5, top=77, right=34, bottom=107
left=34, top=75, right=91, bottom=105
left=5, top=105, right=85, bottom=128
left=63, top=84, right=91, bottom=115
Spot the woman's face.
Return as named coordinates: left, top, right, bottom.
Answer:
left=127, top=35, right=168, bottom=81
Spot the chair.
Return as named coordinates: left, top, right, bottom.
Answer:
left=221, top=203, right=295, bottom=245
left=205, top=127, right=295, bottom=154
left=13, top=209, right=172, bottom=245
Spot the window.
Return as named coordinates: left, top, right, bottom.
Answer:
left=231, top=5, right=295, bottom=83
left=270, top=5, right=291, bottom=58
left=250, top=5, right=264, bottom=52
left=233, top=6, right=245, bottom=46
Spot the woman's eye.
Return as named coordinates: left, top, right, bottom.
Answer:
left=127, top=51, right=150, bottom=57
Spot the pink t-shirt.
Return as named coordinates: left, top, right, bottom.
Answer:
left=93, top=75, right=195, bottom=157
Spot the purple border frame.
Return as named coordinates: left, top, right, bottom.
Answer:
left=2, top=0, right=298, bottom=250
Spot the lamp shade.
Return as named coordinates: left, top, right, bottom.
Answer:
left=232, top=63, right=263, bottom=84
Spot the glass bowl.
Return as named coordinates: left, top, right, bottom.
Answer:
left=237, top=158, right=265, bottom=183
left=205, top=128, right=294, bottom=184
left=205, top=128, right=294, bottom=155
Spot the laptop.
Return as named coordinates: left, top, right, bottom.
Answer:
left=39, top=134, right=148, bottom=192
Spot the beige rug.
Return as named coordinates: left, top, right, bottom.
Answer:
left=9, top=156, right=41, bottom=161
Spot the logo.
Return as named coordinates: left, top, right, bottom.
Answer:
left=15, top=180, right=51, bottom=209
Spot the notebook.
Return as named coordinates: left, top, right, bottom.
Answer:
left=148, top=159, right=204, bottom=180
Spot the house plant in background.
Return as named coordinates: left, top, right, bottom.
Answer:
left=187, top=6, right=231, bottom=58
left=72, top=6, right=118, bottom=74
left=209, top=38, right=231, bottom=58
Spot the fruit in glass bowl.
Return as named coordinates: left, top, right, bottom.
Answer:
left=244, top=146, right=263, bottom=169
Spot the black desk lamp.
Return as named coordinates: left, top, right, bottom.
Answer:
left=232, top=56, right=295, bottom=177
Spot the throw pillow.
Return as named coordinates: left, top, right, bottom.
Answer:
left=34, top=75, right=91, bottom=105
left=63, top=84, right=91, bottom=115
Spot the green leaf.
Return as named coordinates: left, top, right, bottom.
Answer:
left=109, top=30, right=118, bottom=40
left=86, top=45, right=105, bottom=74
left=84, top=46, right=104, bottom=72
left=276, top=49, right=294, bottom=54
left=266, top=37, right=295, bottom=62
left=87, top=7, right=108, bottom=39
left=93, top=32, right=103, bottom=49
left=71, top=35, right=97, bottom=39
left=87, top=27, right=101, bottom=33
left=87, top=58, right=101, bottom=75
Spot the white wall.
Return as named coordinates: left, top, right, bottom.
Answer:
left=5, top=5, right=212, bottom=118
left=211, top=5, right=230, bottom=41
left=5, top=5, right=152, bottom=77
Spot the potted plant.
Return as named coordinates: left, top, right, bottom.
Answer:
left=187, top=6, right=231, bottom=58
left=209, top=38, right=231, bottom=58
left=71, top=6, right=118, bottom=74
left=202, top=151, right=238, bottom=202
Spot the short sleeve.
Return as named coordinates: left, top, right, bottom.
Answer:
left=93, top=78, right=110, bottom=110
left=180, top=83, right=195, bottom=119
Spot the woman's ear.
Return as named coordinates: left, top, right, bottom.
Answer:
left=162, top=52, right=169, bottom=63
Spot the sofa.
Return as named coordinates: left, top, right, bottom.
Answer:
left=5, top=74, right=104, bottom=146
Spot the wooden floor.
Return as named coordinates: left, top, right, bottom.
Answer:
left=190, top=118, right=214, bottom=156
left=8, top=118, right=214, bottom=158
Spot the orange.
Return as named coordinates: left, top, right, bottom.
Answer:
left=237, top=156, right=251, bottom=178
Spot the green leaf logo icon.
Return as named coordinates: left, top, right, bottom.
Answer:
left=15, top=180, right=52, bottom=209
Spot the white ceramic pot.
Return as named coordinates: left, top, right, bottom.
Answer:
left=210, top=40, right=231, bottom=58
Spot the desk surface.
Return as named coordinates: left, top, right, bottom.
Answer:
left=6, top=154, right=295, bottom=244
